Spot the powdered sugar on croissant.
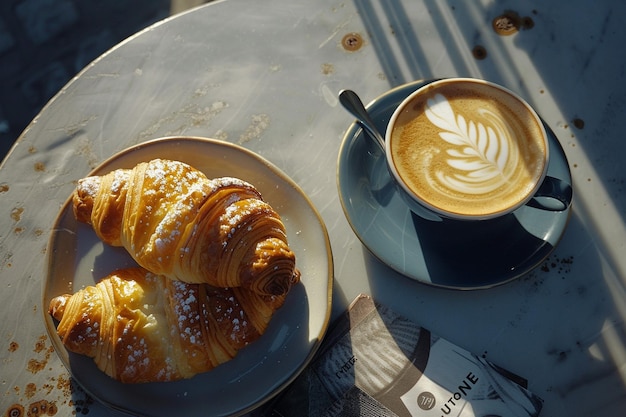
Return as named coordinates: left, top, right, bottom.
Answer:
left=49, top=267, right=289, bottom=383
left=72, top=159, right=299, bottom=296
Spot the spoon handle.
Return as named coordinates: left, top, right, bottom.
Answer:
left=338, top=90, right=386, bottom=152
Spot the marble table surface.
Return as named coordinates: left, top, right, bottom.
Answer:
left=2, top=0, right=626, bottom=415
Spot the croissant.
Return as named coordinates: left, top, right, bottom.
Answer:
left=49, top=267, right=290, bottom=383
left=72, top=158, right=299, bottom=296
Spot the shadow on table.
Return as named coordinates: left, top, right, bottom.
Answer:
left=263, top=294, right=432, bottom=417
left=352, top=0, right=626, bottom=260
left=410, top=211, right=550, bottom=289
left=361, top=208, right=626, bottom=415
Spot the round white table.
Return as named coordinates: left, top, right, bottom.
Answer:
left=2, top=0, right=626, bottom=416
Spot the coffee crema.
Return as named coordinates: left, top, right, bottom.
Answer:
left=389, top=80, right=547, bottom=217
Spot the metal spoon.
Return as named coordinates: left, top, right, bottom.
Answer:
left=338, top=89, right=443, bottom=222
left=338, top=89, right=386, bottom=152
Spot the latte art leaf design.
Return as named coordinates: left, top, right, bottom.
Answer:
left=425, top=93, right=519, bottom=194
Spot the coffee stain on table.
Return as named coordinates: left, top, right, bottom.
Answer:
left=540, top=255, right=574, bottom=275
left=238, top=114, right=270, bottom=144
left=472, top=45, right=488, bottom=60
left=492, top=10, right=536, bottom=36
left=572, top=118, right=585, bottom=129
left=20, top=400, right=57, bottom=417
left=321, top=63, right=335, bottom=75
left=26, top=335, right=54, bottom=374
left=139, top=101, right=229, bottom=139
left=10, top=208, right=23, bottom=222
left=4, top=335, right=94, bottom=417
left=24, top=383, right=37, bottom=399
left=4, top=404, right=25, bottom=417
left=75, top=137, right=99, bottom=169
left=34, top=335, right=47, bottom=354
left=341, top=32, right=363, bottom=51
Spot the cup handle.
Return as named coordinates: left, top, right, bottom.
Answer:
left=526, top=176, right=573, bottom=212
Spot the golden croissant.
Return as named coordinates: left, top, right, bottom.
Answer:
left=72, top=159, right=299, bottom=295
left=49, top=267, right=290, bottom=383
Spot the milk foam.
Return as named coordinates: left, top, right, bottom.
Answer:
left=424, top=93, right=518, bottom=195
left=390, top=81, right=546, bottom=217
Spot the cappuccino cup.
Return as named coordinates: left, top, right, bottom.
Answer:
left=386, top=78, right=572, bottom=221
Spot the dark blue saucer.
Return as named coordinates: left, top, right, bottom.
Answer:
left=337, top=80, right=572, bottom=290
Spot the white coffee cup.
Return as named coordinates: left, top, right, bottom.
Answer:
left=386, top=78, right=571, bottom=221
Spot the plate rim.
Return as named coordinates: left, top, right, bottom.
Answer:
left=43, top=136, right=334, bottom=416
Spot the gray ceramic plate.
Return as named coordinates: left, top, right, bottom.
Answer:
left=44, top=137, right=333, bottom=416
left=337, top=80, right=572, bottom=290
